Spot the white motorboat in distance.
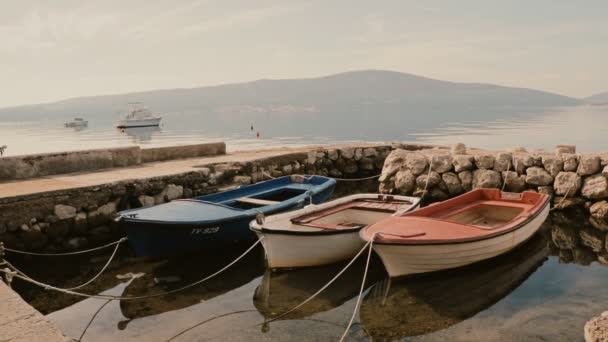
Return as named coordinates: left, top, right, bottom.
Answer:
left=250, top=194, right=421, bottom=269
left=64, top=118, right=88, bottom=127
left=115, top=103, right=162, bottom=128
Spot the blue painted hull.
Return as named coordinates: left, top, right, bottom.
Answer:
left=119, top=175, right=335, bottom=257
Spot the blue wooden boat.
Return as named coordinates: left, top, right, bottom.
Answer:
left=116, top=175, right=336, bottom=257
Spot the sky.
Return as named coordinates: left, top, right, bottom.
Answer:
left=0, top=0, right=607, bottom=108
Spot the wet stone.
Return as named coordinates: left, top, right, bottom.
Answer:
left=406, top=153, right=429, bottom=176
left=562, top=153, right=578, bottom=172
left=458, top=171, right=473, bottom=192
left=416, top=171, right=442, bottom=188
left=494, top=152, right=512, bottom=172
left=453, top=155, right=474, bottom=172
left=430, top=154, right=453, bottom=173
left=554, top=172, right=582, bottom=196
left=590, top=217, right=608, bottom=232
left=442, top=172, right=464, bottom=196
left=579, top=228, right=606, bottom=252
left=552, top=225, right=578, bottom=249
left=582, top=175, right=608, bottom=200
left=394, top=170, right=416, bottom=194
left=573, top=247, right=596, bottom=266
left=558, top=249, right=574, bottom=264
left=542, top=156, right=564, bottom=177
left=54, top=204, right=77, bottom=220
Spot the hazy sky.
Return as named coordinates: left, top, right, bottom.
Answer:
left=1, top=0, right=607, bottom=108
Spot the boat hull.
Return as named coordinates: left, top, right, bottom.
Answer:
left=255, top=230, right=365, bottom=269
left=372, top=202, right=550, bottom=278
left=116, top=117, right=161, bottom=128
left=122, top=183, right=335, bottom=257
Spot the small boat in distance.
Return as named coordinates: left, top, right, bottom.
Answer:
left=115, top=102, right=162, bottom=128
left=64, top=117, right=88, bottom=127
left=251, top=194, right=420, bottom=269
left=360, top=188, right=550, bottom=278
left=117, top=175, right=336, bottom=257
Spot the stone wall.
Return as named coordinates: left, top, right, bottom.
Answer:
left=0, top=144, right=398, bottom=252
left=0, top=142, right=226, bottom=181
left=378, top=144, right=608, bottom=221
left=141, top=142, right=226, bottom=163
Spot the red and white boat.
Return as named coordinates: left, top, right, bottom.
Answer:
left=360, top=189, right=550, bottom=278
left=250, top=194, right=421, bottom=269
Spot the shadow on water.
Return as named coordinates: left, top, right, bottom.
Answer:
left=359, top=228, right=551, bottom=340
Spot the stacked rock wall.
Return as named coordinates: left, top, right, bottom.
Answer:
left=379, top=144, right=608, bottom=219
left=0, top=144, right=397, bottom=252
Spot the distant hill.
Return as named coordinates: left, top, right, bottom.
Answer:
left=585, top=92, right=608, bottom=104
left=0, top=70, right=582, bottom=121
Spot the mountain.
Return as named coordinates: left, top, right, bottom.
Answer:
left=0, top=70, right=581, bottom=122
left=585, top=92, right=608, bottom=104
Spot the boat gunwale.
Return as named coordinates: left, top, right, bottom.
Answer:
left=250, top=194, right=421, bottom=236
left=118, top=175, right=336, bottom=226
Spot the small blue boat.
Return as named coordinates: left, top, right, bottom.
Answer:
left=117, top=175, right=336, bottom=257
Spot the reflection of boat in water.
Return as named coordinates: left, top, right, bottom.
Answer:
left=360, top=231, right=550, bottom=340
left=118, top=245, right=264, bottom=327
left=65, top=117, right=88, bottom=128
left=253, top=257, right=384, bottom=321
left=118, top=126, right=161, bottom=143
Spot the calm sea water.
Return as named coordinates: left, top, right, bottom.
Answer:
left=0, top=104, right=606, bottom=156
left=9, top=182, right=608, bottom=342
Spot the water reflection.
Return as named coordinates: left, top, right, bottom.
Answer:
left=118, top=126, right=161, bottom=143
left=253, top=258, right=384, bottom=322
left=550, top=210, right=608, bottom=266
left=119, top=245, right=264, bottom=328
left=360, top=232, right=550, bottom=340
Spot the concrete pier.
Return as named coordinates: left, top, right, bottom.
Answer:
left=0, top=280, right=69, bottom=342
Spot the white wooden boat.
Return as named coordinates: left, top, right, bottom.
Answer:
left=360, top=189, right=550, bottom=278
left=250, top=194, right=421, bottom=269
left=115, top=103, right=162, bottom=128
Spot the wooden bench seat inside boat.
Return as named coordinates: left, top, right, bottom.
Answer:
left=235, top=197, right=280, bottom=206
left=362, top=189, right=549, bottom=244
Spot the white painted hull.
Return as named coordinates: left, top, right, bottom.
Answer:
left=372, top=203, right=550, bottom=278
left=255, top=230, right=365, bottom=269
left=251, top=194, right=421, bottom=269
left=115, top=117, right=161, bottom=128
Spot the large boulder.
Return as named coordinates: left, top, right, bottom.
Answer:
left=494, top=152, right=512, bottom=172
left=339, top=147, right=355, bottom=160
left=379, top=149, right=408, bottom=182
left=472, top=169, right=501, bottom=189
left=394, top=170, right=416, bottom=194
left=416, top=171, right=442, bottom=189
left=54, top=204, right=77, bottom=220
left=553, top=172, right=582, bottom=196
left=451, top=143, right=466, bottom=155
left=578, top=156, right=601, bottom=176
left=590, top=201, right=608, bottom=221
left=525, top=167, right=553, bottom=186
left=442, top=172, right=464, bottom=196
left=430, top=154, right=453, bottom=173
left=458, top=171, right=473, bottom=191
left=474, top=154, right=495, bottom=169
left=453, top=155, right=474, bottom=172
left=542, top=156, right=564, bottom=177
left=582, top=175, right=608, bottom=200
left=562, top=153, right=578, bottom=172
left=406, top=153, right=429, bottom=176
left=502, top=171, right=526, bottom=192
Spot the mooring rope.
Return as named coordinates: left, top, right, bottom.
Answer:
left=4, top=237, right=127, bottom=256
left=421, top=157, right=434, bottom=199
left=0, top=237, right=263, bottom=301
left=263, top=240, right=372, bottom=323
left=4, top=237, right=124, bottom=291
left=338, top=234, right=375, bottom=342
left=501, top=160, right=512, bottom=192
left=76, top=299, right=112, bottom=342
left=552, top=180, right=575, bottom=211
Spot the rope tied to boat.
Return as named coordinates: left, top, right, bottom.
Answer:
left=0, top=237, right=264, bottom=301
left=338, top=233, right=376, bottom=342
left=4, top=236, right=125, bottom=291
left=421, top=156, right=434, bottom=199
left=3, top=237, right=128, bottom=256
left=552, top=180, right=576, bottom=211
